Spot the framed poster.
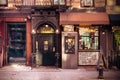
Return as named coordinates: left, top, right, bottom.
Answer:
left=65, top=36, right=75, bottom=54
left=0, top=0, right=7, bottom=6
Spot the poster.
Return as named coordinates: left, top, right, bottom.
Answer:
left=65, top=36, right=75, bottom=54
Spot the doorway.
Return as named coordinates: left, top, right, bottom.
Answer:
left=7, top=23, right=26, bottom=63
left=36, top=24, right=56, bottom=66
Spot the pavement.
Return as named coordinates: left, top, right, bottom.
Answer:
left=0, top=63, right=120, bottom=80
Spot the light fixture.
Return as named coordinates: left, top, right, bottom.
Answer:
left=56, top=29, right=59, bottom=34
left=32, top=29, right=36, bottom=34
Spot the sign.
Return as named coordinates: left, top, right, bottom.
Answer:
left=65, top=36, right=75, bottom=54
left=79, top=52, right=99, bottom=65
left=63, top=25, right=74, bottom=32
left=0, top=0, right=7, bottom=6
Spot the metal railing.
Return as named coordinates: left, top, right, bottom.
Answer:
left=8, top=0, right=66, bottom=6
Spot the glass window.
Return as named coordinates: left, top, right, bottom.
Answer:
left=54, top=0, right=65, bottom=5
left=79, top=27, right=99, bottom=50
left=116, top=0, right=120, bottom=6
left=37, top=25, right=54, bottom=33
left=81, top=0, right=94, bottom=7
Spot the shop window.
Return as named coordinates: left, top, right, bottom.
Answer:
left=80, top=0, right=94, bottom=7
left=116, top=0, right=120, bottom=6
left=79, top=27, right=99, bottom=50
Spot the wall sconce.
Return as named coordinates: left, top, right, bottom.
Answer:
left=56, top=29, right=59, bottom=34
left=24, top=15, right=31, bottom=21
left=32, top=29, right=36, bottom=34
left=102, top=31, right=105, bottom=35
left=24, top=18, right=27, bottom=21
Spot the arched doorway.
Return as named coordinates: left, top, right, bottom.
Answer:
left=36, top=24, right=56, bottom=66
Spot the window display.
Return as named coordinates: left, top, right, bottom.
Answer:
left=79, top=27, right=99, bottom=50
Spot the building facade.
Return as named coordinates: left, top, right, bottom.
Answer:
left=0, top=0, right=120, bottom=69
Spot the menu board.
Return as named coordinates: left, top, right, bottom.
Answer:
left=0, top=0, right=7, bottom=6
left=0, top=37, right=2, bottom=53
left=78, top=52, right=99, bottom=65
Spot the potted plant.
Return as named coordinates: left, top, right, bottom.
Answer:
left=114, top=30, right=120, bottom=50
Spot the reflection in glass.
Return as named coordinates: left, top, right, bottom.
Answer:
left=79, top=27, right=99, bottom=50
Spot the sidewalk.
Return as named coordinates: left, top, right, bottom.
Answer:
left=0, top=64, right=120, bottom=80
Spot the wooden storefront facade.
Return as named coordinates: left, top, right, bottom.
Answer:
left=0, top=0, right=119, bottom=69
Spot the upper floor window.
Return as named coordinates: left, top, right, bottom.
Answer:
left=7, top=0, right=66, bottom=7
left=54, top=0, right=65, bottom=5
left=116, top=0, right=120, bottom=6
left=81, top=0, right=93, bottom=7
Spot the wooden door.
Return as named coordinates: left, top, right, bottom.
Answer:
left=38, top=34, right=56, bottom=66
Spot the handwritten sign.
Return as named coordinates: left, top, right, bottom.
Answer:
left=78, top=52, right=99, bottom=65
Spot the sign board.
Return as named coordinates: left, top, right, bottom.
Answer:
left=78, top=52, right=99, bottom=65
left=0, top=0, right=7, bottom=6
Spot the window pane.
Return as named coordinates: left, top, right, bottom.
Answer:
left=54, top=0, right=65, bottom=5
left=81, top=0, right=93, bottom=7
left=79, top=27, right=99, bottom=50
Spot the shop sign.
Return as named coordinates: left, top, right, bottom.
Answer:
left=78, top=52, right=99, bottom=65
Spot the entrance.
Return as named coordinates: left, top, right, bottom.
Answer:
left=7, top=23, right=26, bottom=63
left=36, top=24, right=56, bottom=66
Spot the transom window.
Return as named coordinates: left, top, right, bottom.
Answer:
left=37, top=25, right=54, bottom=34
left=81, top=0, right=94, bottom=7
left=79, top=27, right=99, bottom=50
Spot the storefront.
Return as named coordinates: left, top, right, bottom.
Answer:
left=109, top=14, right=120, bottom=69
left=60, top=12, right=109, bottom=68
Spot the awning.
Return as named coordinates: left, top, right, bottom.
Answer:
left=109, top=14, right=120, bottom=26
left=60, top=12, right=109, bottom=25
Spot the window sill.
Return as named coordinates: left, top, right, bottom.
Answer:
left=78, top=49, right=100, bottom=52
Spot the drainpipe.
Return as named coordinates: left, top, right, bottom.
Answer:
left=55, top=29, right=60, bottom=68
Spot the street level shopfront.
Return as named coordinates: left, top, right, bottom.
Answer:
left=60, top=12, right=110, bottom=68
left=0, top=11, right=111, bottom=69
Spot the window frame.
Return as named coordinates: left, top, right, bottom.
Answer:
left=80, top=0, right=94, bottom=7
left=78, top=27, right=99, bottom=51
left=116, top=0, right=120, bottom=6
left=0, top=0, right=8, bottom=6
